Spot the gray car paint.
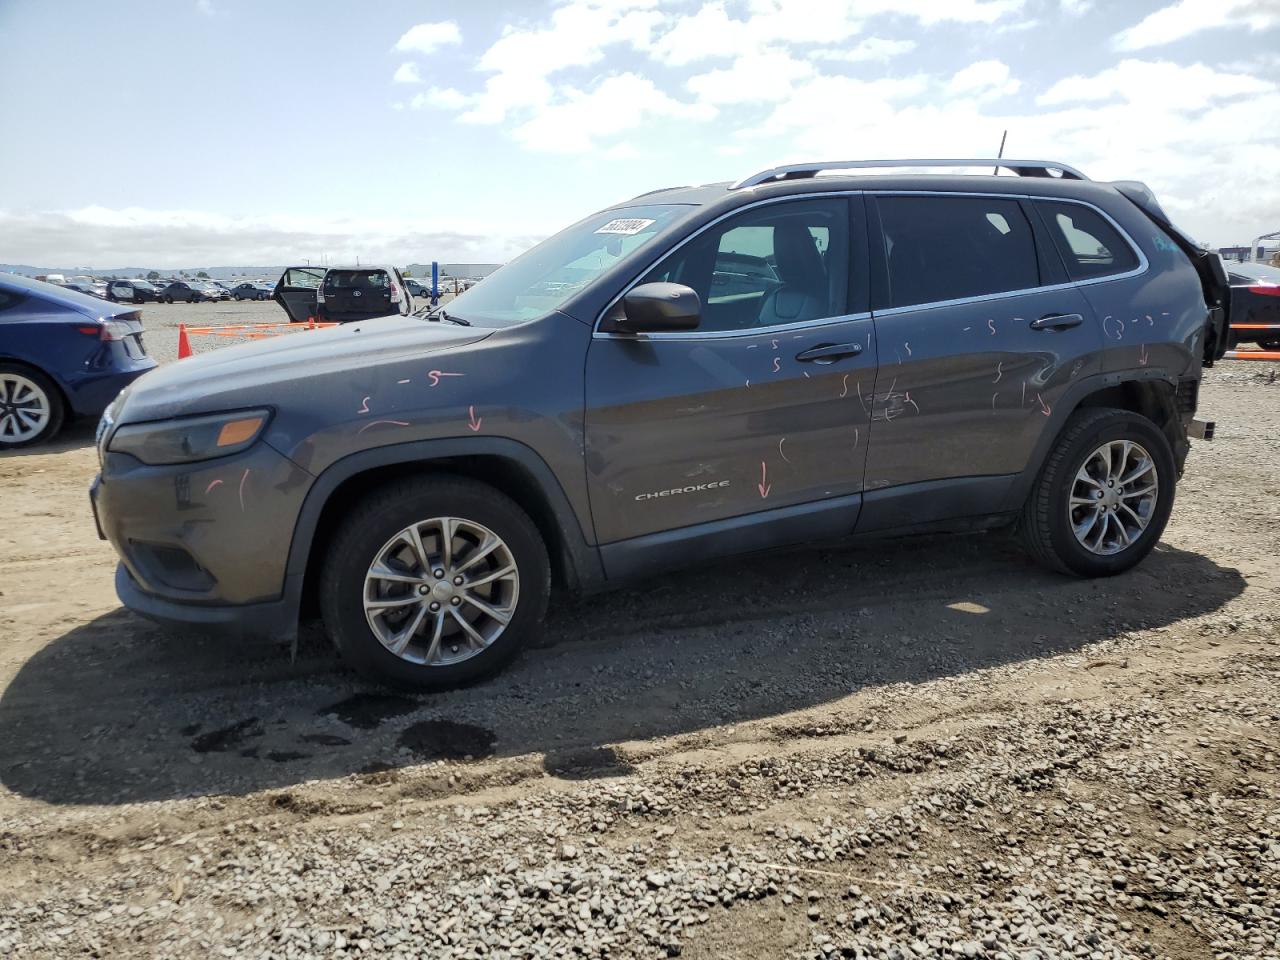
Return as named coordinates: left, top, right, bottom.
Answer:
left=92, top=172, right=1212, bottom=643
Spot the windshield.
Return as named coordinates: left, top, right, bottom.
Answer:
left=442, top=203, right=693, bottom=325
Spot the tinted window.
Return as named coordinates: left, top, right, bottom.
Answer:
left=325, top=270, right=388, bottom=291
left=0, top=291, right=22, bottom=312
left=639, top=198, right=849, bottom=332
left=1036, top=200, right=1139, bottom=281
left=877, top=196, right=1039, bottom=309
left=283, top=267, right=325, bottom=289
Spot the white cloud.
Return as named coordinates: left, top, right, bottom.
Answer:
left=392, top=62, right=422, bottom=85
left=687, top=50, right=815, bottom=106
left=815, top=37, right=917, bottom=62
left=512, top=73, right=714, bottom=153
left=196, top=0, right=214, bottom=16
left=1060, top=0, right=1092, bottom=14
left=751, top=74, right=931, bottom=138
left=409, top=87, right=471, bottom=110
left=1038, top=59, right=1274, bottom=108
left=948, top=59, right=1021, bottom=99
left=393, top=21, right=462, bottom=55
left=1113, top=0, right=1280, bottom=51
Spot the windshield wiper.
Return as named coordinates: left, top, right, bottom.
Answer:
left=433, top=308, right=471, bottom=327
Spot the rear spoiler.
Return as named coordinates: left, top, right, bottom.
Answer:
left=1112, top=181, right=1230, bottom=366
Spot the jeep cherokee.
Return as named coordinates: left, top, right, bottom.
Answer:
left=90, top=159, right=1229, bottom=689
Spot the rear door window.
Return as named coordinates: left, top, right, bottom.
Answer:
left=1034, top=200, right=1140, bottom=281
left=875, top=195, right=1040, bottom=309
left=283, top=267, right=325, bottom=289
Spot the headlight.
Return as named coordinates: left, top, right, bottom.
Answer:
left=108, top=409, right=271, bottom=465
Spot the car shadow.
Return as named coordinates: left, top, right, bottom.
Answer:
left=0, top=533, right=1245, bottom=806
left=0, top=419, right=97, bottom=458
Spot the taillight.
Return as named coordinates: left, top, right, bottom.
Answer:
left=1248, top=284, right=1280, bottom=297
left=99, top=321, right=132, bottom=341
left=390, top=282, right=402, bottom=303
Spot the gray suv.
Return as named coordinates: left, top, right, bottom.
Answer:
left=91, top=159, right=1229, bottom=689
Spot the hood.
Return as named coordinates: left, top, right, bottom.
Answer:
left=117, top=314, right=492, bottom=422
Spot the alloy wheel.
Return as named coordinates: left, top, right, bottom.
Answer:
left=0, top=373, right=51, bottom=443
left=1069, top=439, right=1159, bottom=556
left=362, top=517, right=520, bottom=666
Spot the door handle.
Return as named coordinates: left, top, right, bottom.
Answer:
left=1030, top=313, right=1084, bottom=331
left=795, top=341, right=864, bottom=363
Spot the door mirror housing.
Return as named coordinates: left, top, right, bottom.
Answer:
left=602, top=282, right=701, bottom=333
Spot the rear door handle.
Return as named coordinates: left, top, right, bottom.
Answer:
left=795, top=341, right=863, bottom=363
left=1030, top=313, right=1084, bottom=331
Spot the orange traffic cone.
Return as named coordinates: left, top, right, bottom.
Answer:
left=177, top=323, right=192, bottom=359
left=307, top=316, right=315, bottom=330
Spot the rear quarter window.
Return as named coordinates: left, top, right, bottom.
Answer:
left=1034, top=200, right=1140, bottom=281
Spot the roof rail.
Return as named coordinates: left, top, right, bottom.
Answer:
left=730, top=158, right=1090, bottom=190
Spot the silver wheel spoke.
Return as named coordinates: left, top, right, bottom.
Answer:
left=463, top=563, right=516, bottom=588
left=423, top=612, right=447, bottom=664
left=366, top=595, right=422, bottom=612
left=462, top=593, right=512, bottom=625
left=1119, top=460, right=1153, bottom=486
left=0, top=374, right=50, bottom=442
left=438, top=517, right=455, bottom=571
left=386, top=604, right=429, bottom=655
left=1121, top=483, right=1156, bottom=500
left=405, top=525, right=431, bottom=574
left=1075, top=507, right=1102, bottom=541
left=368, top=564, right=423, bottom=585
left=455, top=536, right=500, bottom=574
left=449, top=608, right=489, bottom=649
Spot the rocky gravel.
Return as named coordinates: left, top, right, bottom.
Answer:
left=0, top=365, right=1277, bottom=959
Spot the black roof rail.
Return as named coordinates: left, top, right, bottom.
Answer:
left=730, top=159, right=1089, bottom=189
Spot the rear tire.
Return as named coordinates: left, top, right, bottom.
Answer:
left=320, top=476, right=550, bottom=689
left=0, top=364, right=65, bottom=448
left=1019, top=407, right=1175, bottom=577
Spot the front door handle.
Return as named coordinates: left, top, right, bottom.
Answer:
left=795, top=341, right=864, bottom=363
left=1030, top=313, right=1084, bottom=331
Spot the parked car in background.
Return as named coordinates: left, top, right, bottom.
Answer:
left=272, top=265, right=410, bottom=324
left=62, top=280, right=97, bottom=296
left=1224, top=260, right=1280, bottom=350
left=106, top=279, right=163, bottom=304
left=0, top=274, right=155, bottom=447
left=204, top=282, right=232, bottom=301
left=91, top=282, right=109, bottom=300
left=159, top=281, right=209, bottom=303
left=404, top=278, right=432, bottom=299
left=231, top=282, right=274, bottom=301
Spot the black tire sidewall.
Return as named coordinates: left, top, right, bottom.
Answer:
left=0, top=363, right=66, bottom=448
left=1043, top=412, right=1176, bottom=576
left=321, top=480, right=550, bottom=689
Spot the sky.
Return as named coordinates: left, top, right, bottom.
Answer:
left=0, top=0, right=1277, bottom=268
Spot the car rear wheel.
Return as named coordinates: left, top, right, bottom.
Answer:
left=1019, top=407, right=1175, bottom=577
left=320, top=476, right=550, bottom=689
left=0, top=364, right=65, bottom=448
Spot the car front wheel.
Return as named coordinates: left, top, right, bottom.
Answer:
left=1019, top=407, right=1175, bottom=577
left=0, top=364, right=65, bottom=448
left=320, top=476, right=550, bottom=689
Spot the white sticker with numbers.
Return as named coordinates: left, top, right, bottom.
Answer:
left=594, top=218, right=656, bottom=236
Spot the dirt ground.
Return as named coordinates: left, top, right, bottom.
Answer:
left=0, top=340, right=1277, bottom=958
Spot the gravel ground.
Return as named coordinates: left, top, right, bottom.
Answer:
left=0, top=342, right=1276, bottom=958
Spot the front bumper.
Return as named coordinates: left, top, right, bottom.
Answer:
left=93, top=440, right=314, bottom=631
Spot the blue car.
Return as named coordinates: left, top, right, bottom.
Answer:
left=0, top=274, right=156, bottom=447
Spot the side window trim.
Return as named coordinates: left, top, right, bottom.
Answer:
left=1032, top=197, right=1144, bottom=282
left=593, top=191, right=870, bottom=340
left=867, top=190, right=1149, bottom=316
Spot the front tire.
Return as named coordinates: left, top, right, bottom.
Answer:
left=0, top=364, right=65, bottom=448
left=1019, top=407, right=1175, bottom=577
left=320, top=476, right=550, bottom=689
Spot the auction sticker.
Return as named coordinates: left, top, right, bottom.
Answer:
left=595, top=218, right=656, bottom=236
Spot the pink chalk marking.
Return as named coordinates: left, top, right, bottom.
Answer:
left=1102, top=315, right=1124, bottom=341
left=757, top=461, right=771, bottom=499
left=1037, top=393, right=1051, bottom=417
left=357, top=419, right=410, bottom=435
left=963, top=326, right=972, bottom=332
left=746, top=344, right=758, bottom=349
left=467, top=405, right=483, bottom=432
left=904, top=342, right=912, bottom=357
left=1138, top=343, right=1149, bottom=367
left=1146, top=314, right=1153, bottom=326
left=1021, top=381, right=1027, bottom=406
left=778, top=437, right=792, bottom=464
left=772, top=357, right=781, bottom=373
left=745, top=379, right=750, bottom=388
left=357, top=396, right=371, bottom=414
left=987, top=319, right=996, bottom=336
left=993, top=362, right=1004, bottom=383
left=428, top=370, right=465, bottom=387
left=803, top=371, right=810, bottom=378
left=238, top=469, right=250, bottom=512
left=204, top=479, right=223, bottom=495
left=397, top=379, right=411, bottom=384
left=771, top=339, right=778, bottom=350
left=852, top=427, right=859, bottom=451
left=905, top=391, right=920, bottom=414
left=840, top=374, right=849, bottom=399
left=991, top=392, right=999, bottom=412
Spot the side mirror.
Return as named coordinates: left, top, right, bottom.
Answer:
left=602, top=282, right=701, bottom=333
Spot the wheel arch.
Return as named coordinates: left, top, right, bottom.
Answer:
left=1004, top=370, right=1185, bottom=511
left=287, top=438, right=603, bottom=622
